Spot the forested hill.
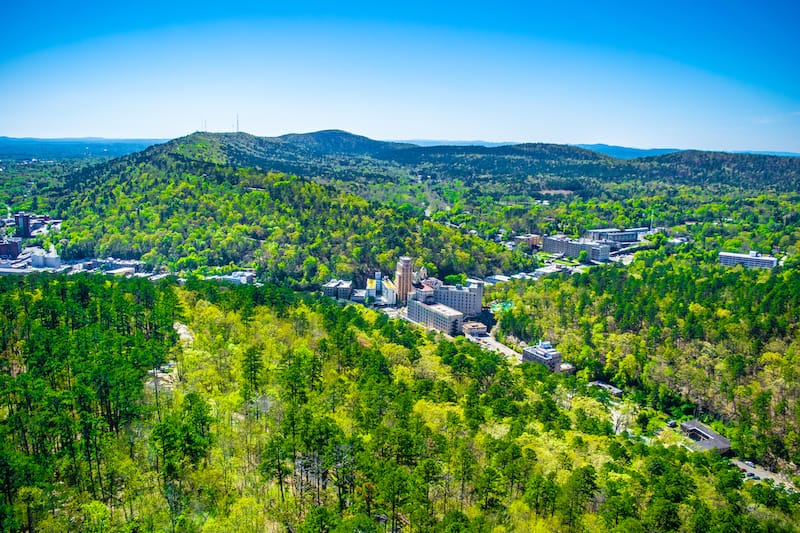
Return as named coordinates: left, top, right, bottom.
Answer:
left=53, top=135, right=532, bottom=279
left=170, top=130, right=800, bottom=191
left=632, top=150, right=800, bottom=190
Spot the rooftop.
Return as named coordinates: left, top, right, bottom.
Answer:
left=680, top=420, right=731, bottom=453
left=719, top=251, right=776, bottom=259
left=427, top=303, right=464, bottom=317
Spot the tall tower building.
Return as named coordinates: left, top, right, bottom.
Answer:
left=14, top=213, right=31, bottom=238
left=394, top=256, right=414, bottom=304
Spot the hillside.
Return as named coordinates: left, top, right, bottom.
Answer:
left=2, top=274, right=799, bottom=532
left=52, top=136, right=531, bottom=281
left=37, top=129, right=800, bottom=278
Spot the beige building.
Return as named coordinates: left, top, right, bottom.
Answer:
left=542, top=235, right=610, bottom=262
left=514, top=234, right=542, bottom=247
left=432, top=280, right=484, bottom=317
left=394, top=256, right=414, bottom=304
left=407, top=287, right=464, bottom=335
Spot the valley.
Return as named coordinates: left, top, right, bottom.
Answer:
left=1, top=131, right=800, bottom=531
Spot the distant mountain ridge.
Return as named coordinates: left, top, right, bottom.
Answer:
left=0, top=136, right=165, bottom=159
left=144, top=129, right=800, bottom=192
left=577, top=144, right=681, bottom=159
left=578, top=143, right=800, bottom=159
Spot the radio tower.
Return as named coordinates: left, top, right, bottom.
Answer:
left=236, top=114, right=239, bottom=133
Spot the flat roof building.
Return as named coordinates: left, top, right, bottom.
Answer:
left=588, top=381, right=623, bottom=397
left=407, top=297, right=463, bottom=336
left=586, top=228, right=648, bottom=243
left=0, top=238, right=21, bottom=259
left=322, top=279, right=353, bottom=299
left=680, top=420, right=731, bottom=454
left=514, top=234, right=542, bottom=247
left=432, top=280, right=484, bottom=317
left=14, top=213, right=31, bottom=238
left=719, top=251, right=777, bottom=269
left=542, top=235, right=610, bottom=262
left=380, top=278, right=397, bottom=306
left=522, top=341, right=563, bottom=372
left=462, top=321, right=488, bottom=336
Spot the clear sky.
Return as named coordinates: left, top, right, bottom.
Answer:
left=1, top=1, right=798, bottom=151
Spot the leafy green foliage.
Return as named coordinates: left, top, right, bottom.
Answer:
left=491, top=249, right=800, bottom=464
left=1, top=275, right=798, bottom=531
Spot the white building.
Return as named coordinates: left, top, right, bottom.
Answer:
left=432, top=280, right=484, bottom=317
left=719, top=251, right=777, bottom=269
left=407, top=297, right=464, bottom=336
left=381, top=278, right=397, bottom=306
left=522, top=341, right=563, bottom=372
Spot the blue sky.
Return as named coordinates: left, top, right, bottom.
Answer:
left=1, top=1, right=798, bottom=151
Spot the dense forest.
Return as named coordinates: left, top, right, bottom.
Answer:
left=490, top=247, right=800, bottom=466
left=50, top=150, right=531, bottom=283
left=2, top=274, right=798, bottom=532
left=3, top=131, right=800, bottom=530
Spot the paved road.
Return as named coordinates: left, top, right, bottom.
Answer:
left=730, top=459, right=796, bottom=491
left=465, top=333, right=521, bottom=363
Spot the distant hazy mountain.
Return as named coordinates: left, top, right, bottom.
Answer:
left=396, top=139, right=516, bottom=148
left=577, top=144, right=681, bottom=159
left=0, top=137, right=165, bottom=160
left=734, top=150, right=800, bottom=158
left=579, top=143, right=800, bottom=159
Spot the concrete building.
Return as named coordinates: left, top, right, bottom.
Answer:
left=407, top=287, right=464, bottom=335
left=323, top=279, right=342, bottom=298
left=381, top=278, right=397, bottom=306
left=719, top=251, right=777, bottom=269
left=586, top=227, right=647, bottom=243
left=336, top=280, right=353, bottom=299
left=462, top=321, right=488, bottom=336
left=322, top=279, right=353, bottom=299
left=542, top=235, right=610, bottom=262
left=432, top=280, right=484, bottom=317
left=395, top=256, right=414, bottom=304
left=680, top=420, right=731, bottom=454
left=14, top=213, right=31, bottom=238
left=0, top=238, right=21, bottom=259
left=522, top=341, right=563, bottom=372
left=350, top=289, right=366, bottom=303
left=366, top=278, right=377, bottom=299
left=514, top=233, right=542, bottom=247
left=218, top=271, right=255, bottom=284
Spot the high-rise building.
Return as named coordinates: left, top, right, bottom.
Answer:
left=14, top=213, right=31, bottom=238
left=432, top=280, right=484, bottom=317
left=395, top=256, right=414, bottom=304
left=407, top=287, right=463, bottom=336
